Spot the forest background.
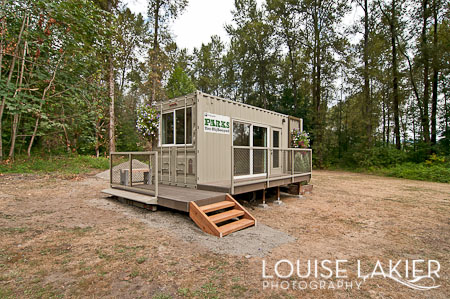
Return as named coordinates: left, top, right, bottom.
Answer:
left=0, top=0, right=449, bottom=183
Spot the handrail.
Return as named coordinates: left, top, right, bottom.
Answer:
left=231, top=145, right=312, bottom=152
left=109, top=151, right=159, bottom=198
left=231, top=145, right=312, bottom=189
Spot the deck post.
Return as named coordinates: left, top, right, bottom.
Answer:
left=174, top=147, right=177, bottom=184
left=273, top=186, right=283, bottom=206
left=184, top=96, right=187, bottom=186
left=291, top=149, right=294, bottom=183
left=155, top=152, right=158, bottom=197
left=259, top=188, right=268, bottom=208
left=129, top=153, right=132, bottom=187
left=169, top=147, right=171, bottom=184
left=230, top=145, right=234, bottom=194
left=109, top=153, right=113, bottom=187
left=266, top=147, right=270, bottom=188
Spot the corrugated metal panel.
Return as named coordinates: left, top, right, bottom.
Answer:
left=157, top=94, right=197, bottom=187
left=196, top=92, right=290, bottom=184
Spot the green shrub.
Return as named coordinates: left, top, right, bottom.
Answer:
left=371, top=161, right=450, bottom=183
left=0, top=154, right=109, bottom=175
left=353, top=146, right=408, bottom=168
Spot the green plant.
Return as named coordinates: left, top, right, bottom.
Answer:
left=0, top=154, right=109, bottom=175
left=291, top=129, right=310, bottom=148
left=152, top=293, right=172, bottom=299
left=136, top=257, right=147, bottom=264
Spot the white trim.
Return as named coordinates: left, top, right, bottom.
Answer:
left=232, top=120, right=269, bottom=178
left=159, top=106, right=193, bottom=146
left=234, top=173, right=266, bottom=180
left=271, top=128, right=281, bottom=170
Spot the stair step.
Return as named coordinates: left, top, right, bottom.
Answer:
left=209, top=209, right=245, bottom=224
left=199, top=201, right=235, bottom=213
left=218, top=219, right=255, bottom=237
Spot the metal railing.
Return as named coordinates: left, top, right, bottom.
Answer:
left=231, top=146, right=312, bottom=193
left=110, top=151, right=158, bottom=197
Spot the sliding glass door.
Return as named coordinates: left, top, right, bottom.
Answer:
left=233, top=121, right=267, bottom=178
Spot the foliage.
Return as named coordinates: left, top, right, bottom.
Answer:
left=352, top=146, right=408, bottom=168
left=166, top=66, right=196, bottom=98
left=136, top=104, right=159, bottom=140
left=1, top=0, right=449, bottom=185
left=291, top=129, right=310, bottom=148
left=370, top=161, right=450, bottom=184
left=0, top=155, right=109, bottom=175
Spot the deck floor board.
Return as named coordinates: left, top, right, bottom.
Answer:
left=113, top=184, right=226, bottom=212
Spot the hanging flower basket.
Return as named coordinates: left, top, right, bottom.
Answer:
left=136, top=103, right=159, bottom=140
left=291, top=129, right=310, bottom=149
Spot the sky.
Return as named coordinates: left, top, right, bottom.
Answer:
left=123, top=0, right=266, bottom=51
left=124, top=0, right=361, bottom=52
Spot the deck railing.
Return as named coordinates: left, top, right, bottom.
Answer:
left=110, top=151, right=158, bottom=197
left=231, top=146, right=312, bottom=194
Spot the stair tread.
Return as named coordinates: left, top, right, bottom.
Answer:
left=199, top=201, right=235, bottom=213
left=209, top=209, right=245, bottom=223
left=218, top=219, right=255, bottom=236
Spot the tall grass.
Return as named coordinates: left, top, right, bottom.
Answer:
left=0, top=155, right=109, bottom=175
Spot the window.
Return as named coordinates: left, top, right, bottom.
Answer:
left=161, top=107, right=192, bottom=145
left=253, top=126, right=267, bottom=147
left=273, top=130, right=280, bottom=168
left=232, top=121, right=268, bottom=177
left=253, top=126, right=267, bottom=174
left=186, top=107, right=192, bottom=144
left=162, top=112, right=174, bottom=145
left=176, top=109, right=185, bottom=144
left=233, top=122, right=250, bottom=146
left=233, top=122, right=251, bottom=176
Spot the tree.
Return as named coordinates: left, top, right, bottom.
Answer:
left=147, top=0, right=188, bottom=102
left=166, top=66, right=195, bottom=98
left=192, top=35, right=224, bottom=96
left=226, top=0, right=278, bottom=108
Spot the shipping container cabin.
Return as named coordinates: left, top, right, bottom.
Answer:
left=156, top=91, right=312, bottom=194
left=105, top=91, right=312, bottom=237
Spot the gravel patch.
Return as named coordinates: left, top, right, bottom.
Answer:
left=95, top=160, right=148, bottom=181
left=89, top=195, right=294, bottom=257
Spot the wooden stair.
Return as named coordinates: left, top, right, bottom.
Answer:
left=189, top=194, right=256, bottom=237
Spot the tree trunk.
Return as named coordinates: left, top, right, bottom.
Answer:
left=382, top=94, right=386, bottom=145
left=151, top=0, right=161, bottom=103
left=107, top=0, right=115, bottom=153
left=9, top=41, right=28, bottom=160
left=0, top=13, right=26, bottom=160
left=61, top=104, right=71, bottom=153
left=412, top=105, right=416, bottom=151
left=430, top=0, right=439, bottom=145
left=108, top=56, right=115, bottom=153
left=421, top=0, right=431, bottom=145
left=363, top=0, right=371, bottom=144
left=286, top=37, right=298, bottom=111
left=27, top=54, right=63, bottom=156
left=391, top=0, right=401, bottom=150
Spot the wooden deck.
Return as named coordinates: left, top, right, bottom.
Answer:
left=197, top=173, right=311, bottom=194
left=104, top=172, right=310, bottom=212
left=104, top=184, right=226, bottom=212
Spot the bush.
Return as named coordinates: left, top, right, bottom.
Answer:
left=0, top=154, right=109, bottom=175
left=353, top=146, right=407, bottom=168
left=373, top=162, right=450, bottom=183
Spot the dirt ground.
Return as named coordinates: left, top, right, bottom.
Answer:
left=0, top=170, right=449, bottom=298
